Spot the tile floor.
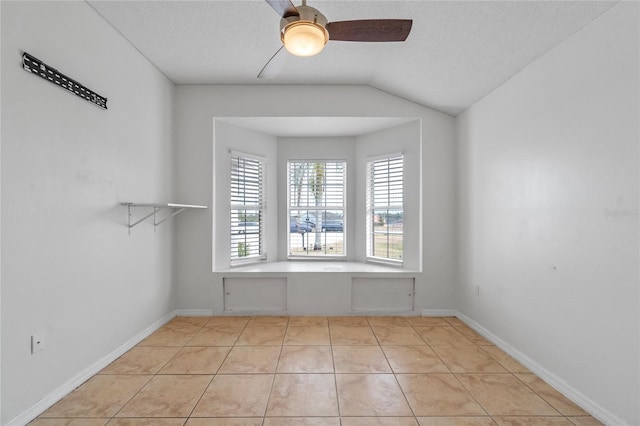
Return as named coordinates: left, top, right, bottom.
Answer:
left=33, top=316, right=603, bottom=426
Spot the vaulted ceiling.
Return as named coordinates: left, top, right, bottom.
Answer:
left=87, top=0, right=617, bottom=116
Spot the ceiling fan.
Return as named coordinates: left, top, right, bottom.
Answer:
left=258, top=0, right=413, bottom=78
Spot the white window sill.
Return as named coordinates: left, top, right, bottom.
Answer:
left=216, top=261, right=419, bottom=276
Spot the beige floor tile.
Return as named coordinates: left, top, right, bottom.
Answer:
left=218, top=346, right=281, bottom=373
left=470, top=337, right=493, bottom=346
left=514, top=374, right=588, bottom=416
left=330, top=326, right=378, bottom=345
left=444, top=318, right=466, bottom=327
left=332, top=346, right=392, bottom=373
left=336, top=374, right=413, bottom=416
left=247, top=316, right=289, bottom=327
left=30, top=420, right=109, bottom=426
left=382, top=346, right=450, bottom=373
left=368, top=316, right=410, bottom=326
left=341, top=417, right=419, bottom=425
left=283, top=326, right=330, bottom=345
left=288, top=316, right=328, bottom=326
left=454, top=326, right=493, bottom=345
left=117, top=375, right=212, bottom=417
left=457, top=374, right=559, bottom=416
left=185, top=418, right=263, bottom=425
left=138, top=327, right=196, bottom=347
left=566, top=417, right=604, bottom=426
left=266, top=374, right=338, bottom=417
left=171, top=316, right=212, bottom=327
left=493, top=418, right=572, bottom=426
left=396, top=374, right=486, bottom=417
left=373, top=326, right=427, bottom=345
left=479, top=346, right=529, bottom=373
left=191, top=374, right=274, bottom=417
left=414, top=327, right=475, bottom=347
left=205, top=316, right=250, bottom=327
left=264, top=418, right=340, bottom=426
left=100, top=347, right=180, bottom=375
left=236, top=326, right=286, bottom=345
left=161, top=321, right=205, bottom=334
left=328, top=316, right=370, bottom=327
left=107, top=420, right=187, bottom=426
left=432, top=346, right=508, bottom=373
left=406, top=317, right=451, bottom=327
left=41, top=375, right=151, bottom=418
left=187, top=326, right=242, bottom=346
left=159, top=346, right=231, bottom=374
left=417, top=417, right=496, bottom=425
left=277, top=345, right=334, bottom=373
left=36, top=316, right=592, bottom=426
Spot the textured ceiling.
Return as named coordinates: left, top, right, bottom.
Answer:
left=88, top=0, right=617, bottom=116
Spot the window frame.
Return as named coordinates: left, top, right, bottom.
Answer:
left=229, top=151, right=267, bottom=266
left=287, top=159, right=347, bottom=259
left=366, top=153, right=404, bottom=266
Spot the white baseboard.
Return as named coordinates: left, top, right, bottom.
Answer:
left=455, top=312, right=626, bottom=426
left=174, top=309, right=214, bottom=317
left=421, top=309, right=457, bottom=317
left=6, top=310, right=177, bottom=426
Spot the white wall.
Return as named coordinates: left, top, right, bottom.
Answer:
left=456, top=2, right=639, bottom=424
left=173, top=85, right=456, bottom=313
left=1, top=2, right=176, bottom=423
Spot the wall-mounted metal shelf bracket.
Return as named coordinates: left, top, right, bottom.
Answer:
left=121, top=203, right=207, bottom=235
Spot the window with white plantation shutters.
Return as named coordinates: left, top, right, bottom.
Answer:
left=367, top=155, right=403, bottom=264
left=288, top=161, right=346, bottom=257
left=230, top=153, right=265, bottom=264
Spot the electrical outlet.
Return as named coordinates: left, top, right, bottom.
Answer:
left=31, top=332, right=45, bottom=354
left=474, top=285, right=480, bottom=296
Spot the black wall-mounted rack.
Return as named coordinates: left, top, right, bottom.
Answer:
left=22, top=52, right=108, bottom=110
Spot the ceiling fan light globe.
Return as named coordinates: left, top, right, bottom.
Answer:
left=282, top=21, right=328, bottom=57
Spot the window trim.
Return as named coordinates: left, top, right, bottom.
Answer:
left=229, top=151, right=267, bottom=266
left=287, top=159, right=348, bottom=260
left=366, top=153, right=404, bottom=266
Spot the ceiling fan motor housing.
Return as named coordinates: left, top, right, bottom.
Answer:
left=280, top=4, right=330, bottom=44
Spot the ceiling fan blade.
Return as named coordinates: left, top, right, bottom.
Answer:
left=327, top=19, right=413, bottom=42
left=257, top=46, right=289, bottom=79
left=265, top=0, right=299, bottom=18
